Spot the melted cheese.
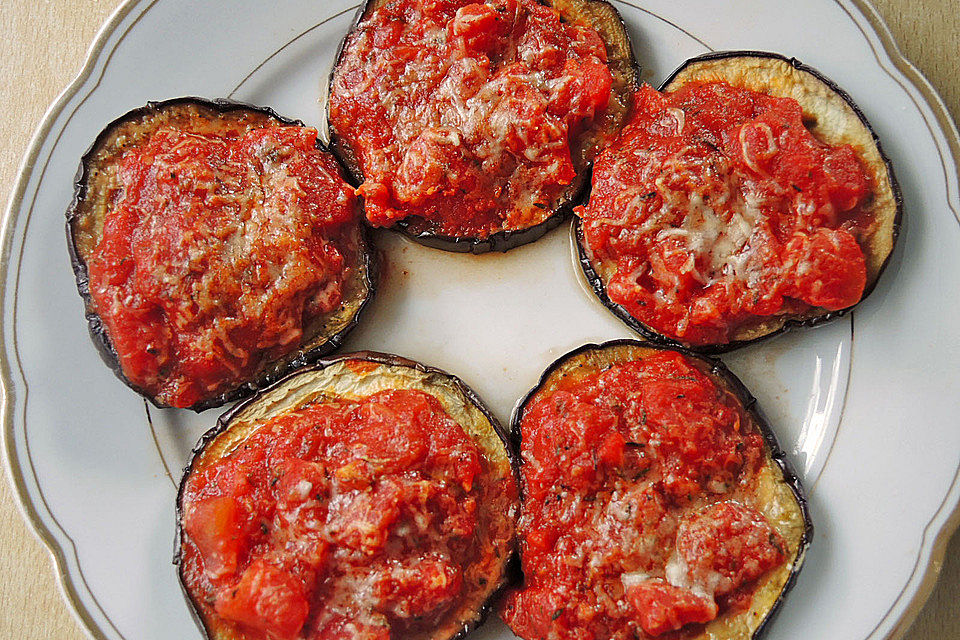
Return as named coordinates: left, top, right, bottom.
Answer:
left=644, top=149, right=764, bottom=286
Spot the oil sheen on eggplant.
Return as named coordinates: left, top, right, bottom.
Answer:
left=504, top=340, right=811, bottom=640
left=576, top=52, right=901, bottom=352
left=176, top=352, right=519, bottom=640
left=67, top=98, right=376, bottom=411
left=328, top=0, right=639, bottom=253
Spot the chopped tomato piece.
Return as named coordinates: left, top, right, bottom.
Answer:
left=183, top=496, right=249, bottom=581
left=675, top=501, right=787, bottom=597
left=338, top=393, right=430, bottom=473
left=394, top=128, right=485, bottom=206
left=273, top=459, right=328, bottom=511
left=784, top=228, right=867, bottom=310
left=823, top=145, right=870, bottom=211
left=523, top=390, right=619, bottom=499
left=630, top=352, right=762, bottom=501
left=500, top=585, right=568, bottom=640
left=214, top=560, right=309, bottom=640
left=626, top=578, right=718, bottom=636
left=327, top=479, right=404, bottom=553
left=550, top=58, right=612, bottom=124
left=373, top=557, right=463, bottom=619
left=450, top=3, right=508, bottom=51
left=598, top=431, right=627, bottom=466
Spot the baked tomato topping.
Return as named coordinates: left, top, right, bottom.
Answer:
left=180, top=389, right=496, bottom=640
left=85, top=124, right=356, bottom=408
left=673, top=502, right=787, bottom=599
left=503, top=350, right=789, bottom=640
left=330, top=0, right=615, bottom=239
left=578, top=83, right=872, bottom=345
left=626, top=579, right=717, bottom=637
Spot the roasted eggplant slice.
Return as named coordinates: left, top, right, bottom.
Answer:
left=576, top=51, right=901, bottom=351
left=328, top=0, right=639, bottom=253
left=502, top=340, right=811, bottom=640
left=176, top=352, right=519, bottom=640
left=67, top=98, right=376, bottom=410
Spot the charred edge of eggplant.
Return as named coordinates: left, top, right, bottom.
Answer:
left=508, top=338, right=813, bottom=639
left=66, top=97, right=378, bottom=412
left=394, top=207, right=572, bottom=254
left=326, top=0, right=639, bottom=254
left=174, top=351, right=518, bottom=640
left=325, top=0, right=372, bottom=190
left=574, top=50, right=902, bottom=353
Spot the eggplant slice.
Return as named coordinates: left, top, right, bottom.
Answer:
left=328, top=0, right=639, bottom=253
left=505, top=339, right=811, bottom=640
left=176, top=352, right=519, bottom=640
left=67, top=98, right=376, bottom=411
left=576, top=51, right=902, bottom=352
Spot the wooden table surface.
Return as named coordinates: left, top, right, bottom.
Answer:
left=1, top=1, right=957, bottom=638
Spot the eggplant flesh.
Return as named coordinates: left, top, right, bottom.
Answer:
left=576, top=51, right=902, bottom=352
left=176, top=352, right=519, bottom=640
left=66, top=98, right=376, bottom=411
left=509, top=339, right=812, bottom=640
left=327, top=0, right=640, bottom=253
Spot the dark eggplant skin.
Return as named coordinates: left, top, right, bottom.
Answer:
left=66, top=97, right=378, bottom=412
left=175, top=351, right=519, bottom=640
left=575, top=51, right=903, bottom=354
left=509, top=339, right=813, bottom=640
left=327, top=0, right=640, bottom=254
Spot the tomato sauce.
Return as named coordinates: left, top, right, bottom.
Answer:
left=86, top=125, right=355, bottom=408
left=180, top=389, right=495, bottom=640
left=330, top=0, right=614, bottom=238
left=578, top=83, right=872, bottom=345
left=502, top=351, right=787, bottom=639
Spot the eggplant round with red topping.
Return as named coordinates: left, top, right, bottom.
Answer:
left=576, top=52, right=901, bottom=351
left=67, top=98, right=376, bottom=410
left=502, top=340, right=811, bottom=640
left=176, top=352, right=519, bottom=640
left=328, top=0, right=639, bottom=253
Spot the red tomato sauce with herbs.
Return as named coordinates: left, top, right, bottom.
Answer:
left=502, top=351, right=787, bottom=639
left=180, top=388, right=498, bottom=640
left=330, top=0, right=614, bottom=238
left=578, top=83, right=872, bottom=345
left=86, top=125, right=355, bottom=408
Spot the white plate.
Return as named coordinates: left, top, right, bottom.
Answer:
left=3, top=1, right=959, bottom=639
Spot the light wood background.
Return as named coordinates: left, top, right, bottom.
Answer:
left=0, top=1, right=957, bottom=638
